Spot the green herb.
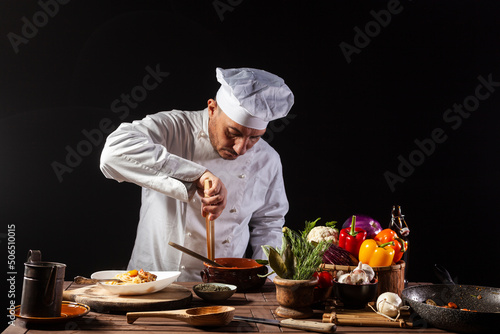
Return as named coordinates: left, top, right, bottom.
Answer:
left=325, top=220, right=338, bottom=229
left=261, top=219, right=330, bottom=280
left=301, top=217, right=321, bottom=239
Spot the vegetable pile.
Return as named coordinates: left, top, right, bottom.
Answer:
left=323, top=214, right=408, bottom=267
left=261, top=211, right=409, bottom=282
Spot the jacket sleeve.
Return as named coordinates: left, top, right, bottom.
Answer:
left=100, top=112, right=206, bottom=202
left=247, top=157, right=288, bottom=261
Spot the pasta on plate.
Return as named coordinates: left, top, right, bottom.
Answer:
left=108, top=269, right=157, bottom=285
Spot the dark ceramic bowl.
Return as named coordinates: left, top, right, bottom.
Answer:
left=200, top=258, right=268, bottom=292
left=193, top=283, right=237, bottom=303
left=333, top=279, right=378, bottom=309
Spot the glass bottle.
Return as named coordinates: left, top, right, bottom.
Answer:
left=389, top=205, right=410, bottom=286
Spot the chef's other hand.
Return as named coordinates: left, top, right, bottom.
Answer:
left=196, top=171, right=227, bottom=221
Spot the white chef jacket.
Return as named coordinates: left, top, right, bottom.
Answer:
left=100, top=108, right=288, bottom=281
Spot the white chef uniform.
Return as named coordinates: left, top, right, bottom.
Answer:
left=100, top=109, right=288, bottom=281
left=100, top=67, right=293, bottom=281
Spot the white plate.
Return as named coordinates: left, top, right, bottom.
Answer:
left=90, top=270, right=181, bottom=296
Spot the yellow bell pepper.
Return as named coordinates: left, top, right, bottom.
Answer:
left=358, top=239, right=395, bottom=267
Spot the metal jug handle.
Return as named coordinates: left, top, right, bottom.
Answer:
left=27, top=250, right=42, bottom=263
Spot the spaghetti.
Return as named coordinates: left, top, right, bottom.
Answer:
left=107, top=269, right=157, bottom=285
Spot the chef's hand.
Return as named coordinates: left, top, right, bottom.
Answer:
left=196, top=171, right=227, bottom=221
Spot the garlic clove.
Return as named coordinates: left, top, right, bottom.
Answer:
left=361, top=263, right=375, bottom=281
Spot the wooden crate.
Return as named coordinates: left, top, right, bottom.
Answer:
left=321, top=261, right=406, bottom=296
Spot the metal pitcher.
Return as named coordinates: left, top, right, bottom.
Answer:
left=20, top=250, right=66, bottom=318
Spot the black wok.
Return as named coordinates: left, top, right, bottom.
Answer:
left=402, top=283, right=500, bottom=333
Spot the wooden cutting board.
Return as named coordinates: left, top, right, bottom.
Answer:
left=63, top=284, right=192, bottom=313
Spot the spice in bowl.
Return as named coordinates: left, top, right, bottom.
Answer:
left=196, top=283, right=232, bottom=292
left=193, top=283, right=237, bottom=302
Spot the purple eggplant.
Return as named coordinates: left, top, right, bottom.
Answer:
left=341, top=215, right=382, bottom=239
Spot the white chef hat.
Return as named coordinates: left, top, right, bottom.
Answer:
left=215, top=67, right=294, bottom=130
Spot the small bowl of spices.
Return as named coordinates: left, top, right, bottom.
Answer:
left=193, top=283, right=237, bottom=302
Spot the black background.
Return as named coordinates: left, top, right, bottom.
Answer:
left=2, top=0, right=500, bottom=313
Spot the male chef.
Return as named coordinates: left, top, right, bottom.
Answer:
left=100, top=67, right=294, bottom=281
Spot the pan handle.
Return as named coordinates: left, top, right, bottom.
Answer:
left=434, top=264, right=455, bottom=284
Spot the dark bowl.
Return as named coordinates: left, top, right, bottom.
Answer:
left=193, top=283, right=237, bottom=303
left=333, top=279, right=378, bottom=309
left=200, top=258, right=268, bottom=292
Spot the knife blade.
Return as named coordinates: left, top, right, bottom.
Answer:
left=233, top=316, right=336, bottom=333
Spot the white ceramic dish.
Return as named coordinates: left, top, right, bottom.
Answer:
left=90, top=270, right=181, bottom=296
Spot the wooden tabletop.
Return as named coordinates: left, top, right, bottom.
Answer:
left=3, top=281, right=453, bottom=334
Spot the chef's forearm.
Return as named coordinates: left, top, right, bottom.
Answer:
left=100, top=124, right=205, bottom=201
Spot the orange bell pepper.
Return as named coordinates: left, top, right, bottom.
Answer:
left=358, top=239, right=395, bottom=267
left=374, top=229, right=407, bottom=263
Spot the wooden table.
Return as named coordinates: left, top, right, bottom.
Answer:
left=3, top=281, right=453, bottom=333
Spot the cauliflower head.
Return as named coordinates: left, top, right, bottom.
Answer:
left=307, top=226, right=339, bottom=245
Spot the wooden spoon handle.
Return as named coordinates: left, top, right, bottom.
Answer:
left=126, top=310, right=185, bottom=324
left=204, top=179, right=215, bottom=260
left=280, top=319, right=337, bottom=333
left=73, top=276, right=121, bottom=284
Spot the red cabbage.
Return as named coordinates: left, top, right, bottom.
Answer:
left=323, top=244, right=358, bottom=266
left=341, top=215, right=382, bottom=239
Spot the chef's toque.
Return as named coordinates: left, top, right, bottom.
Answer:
left=215, top=67, right=294, bottom=130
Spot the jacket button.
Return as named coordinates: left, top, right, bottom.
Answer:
left=238, top=174, right=246, bottom=179
left=229, top=208, right=237, bottom=213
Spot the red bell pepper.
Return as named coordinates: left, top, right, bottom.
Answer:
left=374, top=228, right=407, bottom=263
left=338, top=215, right=367, bottom=258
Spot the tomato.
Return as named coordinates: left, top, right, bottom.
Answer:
left=313, top=271, right=334, bottom=289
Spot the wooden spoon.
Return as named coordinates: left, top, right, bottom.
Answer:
left=168, top=242, right=226, bottom=267
left=126, top=305, right=235, bottom=326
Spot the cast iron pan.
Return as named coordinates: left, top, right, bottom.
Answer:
left=402, top=265, right=500, bottom=333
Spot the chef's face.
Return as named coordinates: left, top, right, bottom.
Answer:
left=207, top=99, right=266, bottom=160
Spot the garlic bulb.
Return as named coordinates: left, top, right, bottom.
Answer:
left=337, top=273, right=351, bottom=284
left=361, top=263, right=375, bottom=281
left=350, top=262, right=369, bottom=284
left=336, top=262, right=374, bottom=285
left=376, top=292, right=403, bottom=317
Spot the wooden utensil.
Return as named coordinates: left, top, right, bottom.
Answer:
left=168, top=242, right=225, bottom=267
left=204, top=179, right=215, bottom=260
left=126, top=305, right=235, bottom=326
left=234, top=316, right=337, bottom=333
left=73, top=276, right=122, bottom=285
